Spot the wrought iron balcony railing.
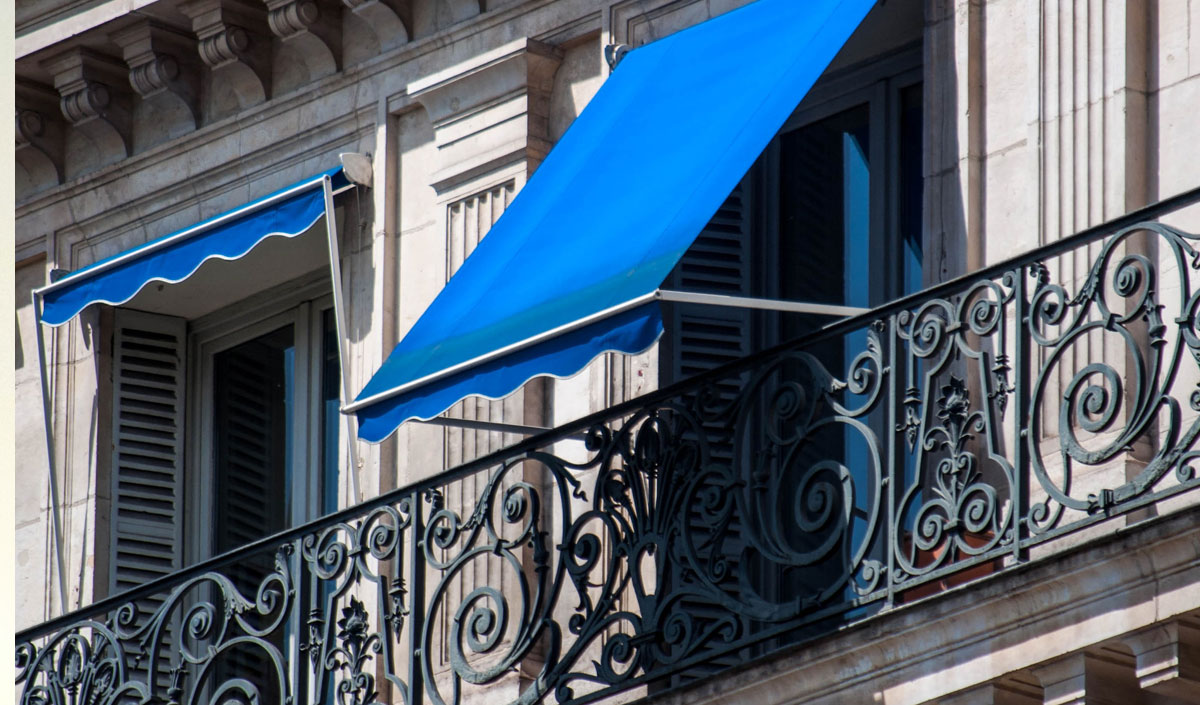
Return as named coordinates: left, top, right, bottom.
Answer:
left=17, top=189, right=1200, bottom=705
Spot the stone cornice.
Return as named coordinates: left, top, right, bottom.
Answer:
left=28, top=108, right=374, bottom=258
left=15, top=0, right=589, bottom=216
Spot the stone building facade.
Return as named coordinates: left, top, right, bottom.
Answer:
left=14, top=1, right=1200, bottom=704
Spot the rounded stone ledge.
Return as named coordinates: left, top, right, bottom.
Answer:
left=636, top=507, right=1200, bottom=705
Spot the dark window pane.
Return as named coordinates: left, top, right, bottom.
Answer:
left=321, top=308, right=340, bottom=516
left=212, top=324, right=294, bottom=552
left=779, top=104, right=870, bottom=318
left=900, top=83, right=923, bottom=294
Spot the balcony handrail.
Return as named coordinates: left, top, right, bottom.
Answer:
left=16, top=184, right=1200, bottom=645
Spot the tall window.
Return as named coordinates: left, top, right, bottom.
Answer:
left=192, top=285, right=341, bottom=562
left=657, top=47, right=923, bottom=684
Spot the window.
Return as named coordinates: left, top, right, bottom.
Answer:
left=189, top=274, right=340, bottom=564
left=106, top=270, right=341, bottom=601
left=656, top=46, right=923, bottom=683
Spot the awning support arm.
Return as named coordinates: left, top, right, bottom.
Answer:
left=342, top=291, right=660, bottom=414
left=414, top=416, right=588, bottom=440
left=343, top=288, right=864, bottom=416
left=656, top=290, right=870, bottom=317
left=33, top=290, right=71, bottom=616
left=323, top=176, right=363, bottom=506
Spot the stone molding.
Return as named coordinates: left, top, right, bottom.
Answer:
left=410, top=37, right=562, bottom=193
left=15, top=0, right=580, bottom=202
left=646, top=508, right=1200, bottom=705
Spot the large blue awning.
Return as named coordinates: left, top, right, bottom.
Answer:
left=37, top=167, right=351, bottom=326
left=349, top=0, right=876, bottom=443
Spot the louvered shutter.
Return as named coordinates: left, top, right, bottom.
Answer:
left=109, top=309, right=186, bottom=689
left=662, top=179, right=755, bottom=384
left=110, top=309, right=186, bottom=594
left=659, top=177, right=758, bottom=685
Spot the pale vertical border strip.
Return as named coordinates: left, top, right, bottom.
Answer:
left=324, top=176, right=363, bottom=505
left=33, top=289, right=70, bottom=616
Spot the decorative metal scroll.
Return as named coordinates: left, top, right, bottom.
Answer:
left=17, top=221, right=1200, bottom=705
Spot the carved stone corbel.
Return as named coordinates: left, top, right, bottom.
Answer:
left=1124, top=618, right=1200, bottom=703
left=41, top=48, right=133, bottom=178
left=110, top=20, right=200, bottom=129
left=179, top=0, right=272, bottom=119
left=263, top=0, right=342, bottom=84
left=15, top=80, right=65, bottom=196
left=341, top=0, right=410, bottom=49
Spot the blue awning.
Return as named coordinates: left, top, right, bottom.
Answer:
left=37, top=167, right=351, bottom=326
left=349, top=0, right=876, bottom=442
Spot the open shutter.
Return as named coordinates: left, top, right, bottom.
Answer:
left=659, top=177, right=758, bottom=685
left=109, top=309, right=186, bottom=689
left=662, top=178, right=755, bottom=384
left=110, top=309, right=186, bottom=594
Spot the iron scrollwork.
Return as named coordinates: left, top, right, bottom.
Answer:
left=17, top=221, right=1200, bottom=705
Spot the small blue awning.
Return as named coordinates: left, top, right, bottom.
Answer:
left=37, top=167, right=351, bottom=326
left=349, top=0, right=876, bottom=443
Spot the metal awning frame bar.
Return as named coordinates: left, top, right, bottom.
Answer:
left=322, top=175, right=363, bottom=505
left=343, top=288, right=861, bottom=415
left=34, top=177, right=355, bottom=299
left=656, top=289, right=869, bottom=317
left=32, top=289, right=70, bottom=617
left=414, top=415, right=589, bottom=440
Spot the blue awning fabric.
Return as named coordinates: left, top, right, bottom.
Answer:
left=350, top=0, right=876, bottom=443
left=38, top=167, right=350, bottom=327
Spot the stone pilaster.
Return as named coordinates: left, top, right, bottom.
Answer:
left=410, top=38, right=562, bottom=193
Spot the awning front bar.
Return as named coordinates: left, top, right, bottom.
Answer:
left=341, top=288, right=862, bottom=415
